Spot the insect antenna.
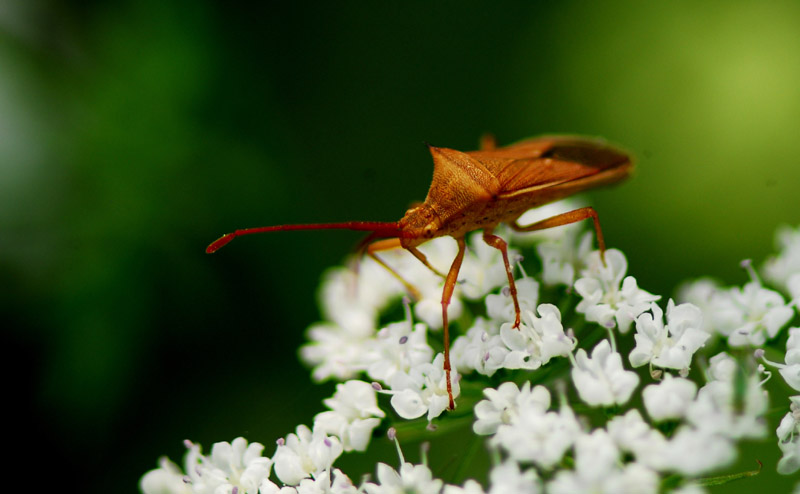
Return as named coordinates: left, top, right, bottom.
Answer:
left=206, top=221, right=402, bottom=254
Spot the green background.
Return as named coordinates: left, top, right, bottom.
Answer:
left=3, top=0, right=800, bottom=492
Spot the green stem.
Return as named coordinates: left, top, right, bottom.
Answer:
left=694, top=460, right=762, bottom=487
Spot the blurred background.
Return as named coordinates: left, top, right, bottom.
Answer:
left=3, top=0, right=800, bottom=492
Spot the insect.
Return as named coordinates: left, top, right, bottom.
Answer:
left=207, top=135, right=633, bottom=410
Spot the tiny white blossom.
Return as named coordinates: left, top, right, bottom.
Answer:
left=301, top=321, right=372, bottom=382
left=686, top=370, right=769, bottom=440
left=706, top=352, right=738, bottom=381
left=663, top=427, right=736, bottom=475
left=362, top=319, right=433, bottom=384
left=574, top=250, right=660, bottom=333
left=261, top=469, right=358, bottom=494
left=450, top=318, right=508, bottom=377
left=789, top=273, right=800, bottom=305
left=491, top=394, right=581, bottom=469
left=388, top=353, right=459, bottom=421
left=537, top=229, right=594, bottom=287
left=676, top=278, right=726, bottom=334
left=473, top=381, right=551, bottom=435
left=319, top=261, right=401, bottom=334
left=716, top=281, right=793, bottom=347
left=313, top=380, right=385, bottom=452
left=488, top=461, right=541, bottom=494
left=571, top=339, right=640, bottom=407
left=777, top=397, right=800, bottom=475
left=642, top=374, right=698, bottom=422
left=486, top=277, right=539, bottom=324
left=629, top=300, right=709, bottom=371
left=443, top=480, right=486, bottom=494
left=414, top=290, right=463, bottom=331
left=499, top=304, right=573, bottom=370
left=140, top=456, right=191, bottom=494
left=606, top=410, right=670, bottom=471
left=273, top=425, right=343, bottom=486
left=301, top=263, right=395, bottom=381
left=548, top=430, right=659, bottom=494
left=763, top=225, right=800, bottom=293
left=362, top=462, right=443, bottom=494
left=779, top=328, right=800, bottom=391
left=141, top=438, right=273, bottom=494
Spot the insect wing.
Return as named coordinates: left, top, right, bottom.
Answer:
left=468, top=136, right=632, bottom=195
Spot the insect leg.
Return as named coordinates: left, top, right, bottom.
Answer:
left=441, top=236, right=466, bottom=410
left=480, top=133, right=497, bottom=150
left=482, top=229, right=521, bottom=328
left=367, top=238, right=422, bottom=300
left=511, top=207, right=606, bottom=259
left=405, top=245, right=447, bottom=278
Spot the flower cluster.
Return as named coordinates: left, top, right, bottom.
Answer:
left=142, top=209, right=800, bottom=493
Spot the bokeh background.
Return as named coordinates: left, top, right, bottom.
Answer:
left=4, top=0, right=800, bottom=492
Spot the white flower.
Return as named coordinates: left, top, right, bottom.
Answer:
left=414, top=290, right=463, bottom=331
left=789, top=273, right=800, bottom=305
left=141, top=438, right=273, bottom=494
left=301, top=321, right=372, bottom=382
left=318, top=261, right=401, bottom=334
left=300, top=237, right=459, bottom=380
left=663, top=427, right=736, bottom=475
left=571, top=339, right=639, bottom=407
left=706, top=352, right=738, bottom=381
left=759, top=328, right=800, bottom=391
left=629, top=300, right=708, bottom=371
left=574, top=250, right=660, bottom=333
left=313, top=380, right=385, bottom=452
left=140, top=456, right=191, bottom=494
left=362, top=462, right=443, bottom=494
left=473, top=381, right=551, bottom=435
left=716, top=281, right=793, bottom=347
left=537, top=229, right=594, bottom=287
left=547, top=430, right=659, bottom=494
left=763, top=225, right=800, bottom=293
left=606, top=410, right=669, bottom=471
left=273, top=425, right=343, bottom=486
left=301, top=266, right=390, bottom=380
left=487, top=461, right=541, bottom=494
left=491, top=395, right=581, bottom=469
left=777, top=397, right=800, bottom=475
left=779, top=328, right=800, bottom=391
left=486, top=277, right=539, bottom=324
left=362, top=319, right=433, bottom=384
left=261, top=469, right=359, bottom=494
left=676, top=278, right=726, bottom=334
left=450, top=318, right=508, bottom=377
left=388, top=353, right=459, bottom=421
left=642, top=374, right=697, bottom=422
left=686, top=371, right=769, bottom=440
left=499, top=304, right=573, bottom=370
left=443, top=480, right=486, bottom=494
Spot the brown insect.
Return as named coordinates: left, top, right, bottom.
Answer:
left=207, top=135, right=633, bottom=410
